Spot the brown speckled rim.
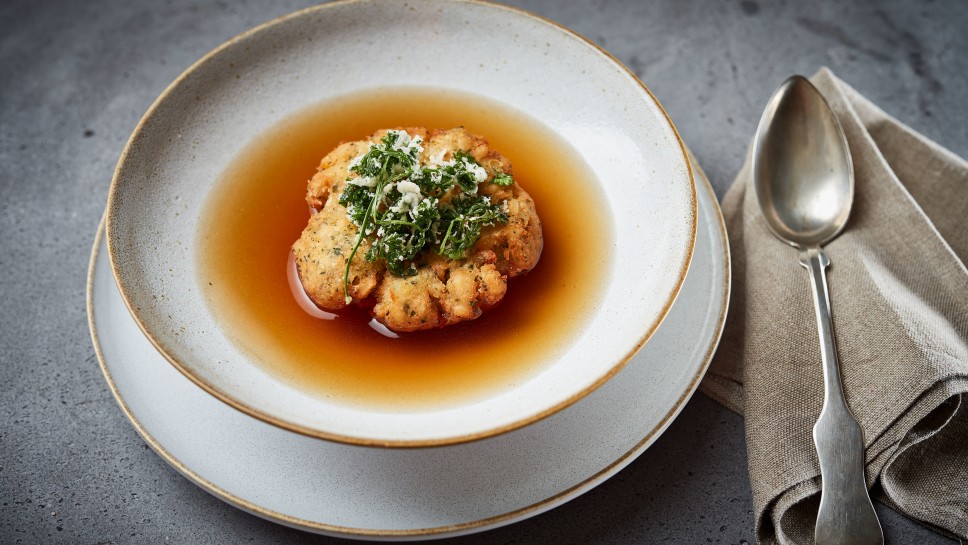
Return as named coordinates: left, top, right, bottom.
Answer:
left=104, top=0, right=698, bottom=448
left=88, top=159, right=726, bottom=539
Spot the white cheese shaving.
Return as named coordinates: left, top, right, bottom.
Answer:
left=348, top=153, right=365, bottom=170
left=396, top=180, right=421, bottom=195
left=386, top=130, right=424, bottom=158
left=428, top=148, right=448, bottom=166
left=389, top=180, right=423, bottom=216
left=347, top=175, right=376, bottom=188
left=463, top=156, right=487, bottom=183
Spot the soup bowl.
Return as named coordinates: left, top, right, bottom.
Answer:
left=106, top=0, right=695, bottom=447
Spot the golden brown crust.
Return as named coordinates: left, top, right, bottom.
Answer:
left=292, top=127, right=542, bottom=332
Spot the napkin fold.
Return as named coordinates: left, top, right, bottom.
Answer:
left=699, top=68, right=968, bottom=544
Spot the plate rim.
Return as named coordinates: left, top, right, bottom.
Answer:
left=102, top=0, right=698, bottom=448
left=87, top=157, right=727, bottom=540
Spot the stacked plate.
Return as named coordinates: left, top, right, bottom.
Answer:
left=87, top=1, right=730, bottom=540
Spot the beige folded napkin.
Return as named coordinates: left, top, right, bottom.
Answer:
left=699, top=67, right=968, bottom=544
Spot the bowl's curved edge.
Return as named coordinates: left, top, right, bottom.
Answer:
left=102, top=0, right=699, bottom=448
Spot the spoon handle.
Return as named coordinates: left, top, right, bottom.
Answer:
left=799, top=247, right=883, bottom=545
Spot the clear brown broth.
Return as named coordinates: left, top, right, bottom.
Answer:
left=197, top=87, right=613, bottom=411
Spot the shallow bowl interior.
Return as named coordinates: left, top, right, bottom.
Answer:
left=106, top=0, right=695, bottom=447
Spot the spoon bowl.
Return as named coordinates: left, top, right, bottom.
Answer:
left=753, top=75, right=853, bottom=248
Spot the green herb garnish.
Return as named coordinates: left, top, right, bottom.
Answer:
left=438, top=195, right=508, bottom=260
left=337, top=130, right=513, bottom=303
left=492, top=172, right=514, bottom=186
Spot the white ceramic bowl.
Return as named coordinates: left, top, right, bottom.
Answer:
left=106, top=0, right=695, bottom=447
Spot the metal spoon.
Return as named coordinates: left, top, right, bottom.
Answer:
left=752, top=75, right=883, bottom=545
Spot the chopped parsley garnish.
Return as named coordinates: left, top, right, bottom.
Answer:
left=438, top=195, right=508, bottom=260
left=337, top=130, right=513, bottom=303
left=492, top=172, right=514, bottom=186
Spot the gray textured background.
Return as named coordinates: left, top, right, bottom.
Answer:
left=1, top=0, right=964, bottom=544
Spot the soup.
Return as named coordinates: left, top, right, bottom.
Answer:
left=196, top=87, right=613, bottom=411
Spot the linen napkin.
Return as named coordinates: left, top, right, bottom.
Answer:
left=698, top=67, right=968, bottom=544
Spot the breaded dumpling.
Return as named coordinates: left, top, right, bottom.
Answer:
left=292, top=127, right=542, bottom=332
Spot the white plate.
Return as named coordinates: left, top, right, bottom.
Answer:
left=104, top=0, right=697, bottom=446
left=88, top=159, right=728, bottom=541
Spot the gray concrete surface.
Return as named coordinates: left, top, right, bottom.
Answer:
left=1, top=0, right=964, bottom=543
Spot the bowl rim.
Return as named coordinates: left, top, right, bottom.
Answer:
left=104, top=0, right=697, bottom=448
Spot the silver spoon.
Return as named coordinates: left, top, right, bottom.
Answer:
left=753, top=75, right=883, bottom=545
